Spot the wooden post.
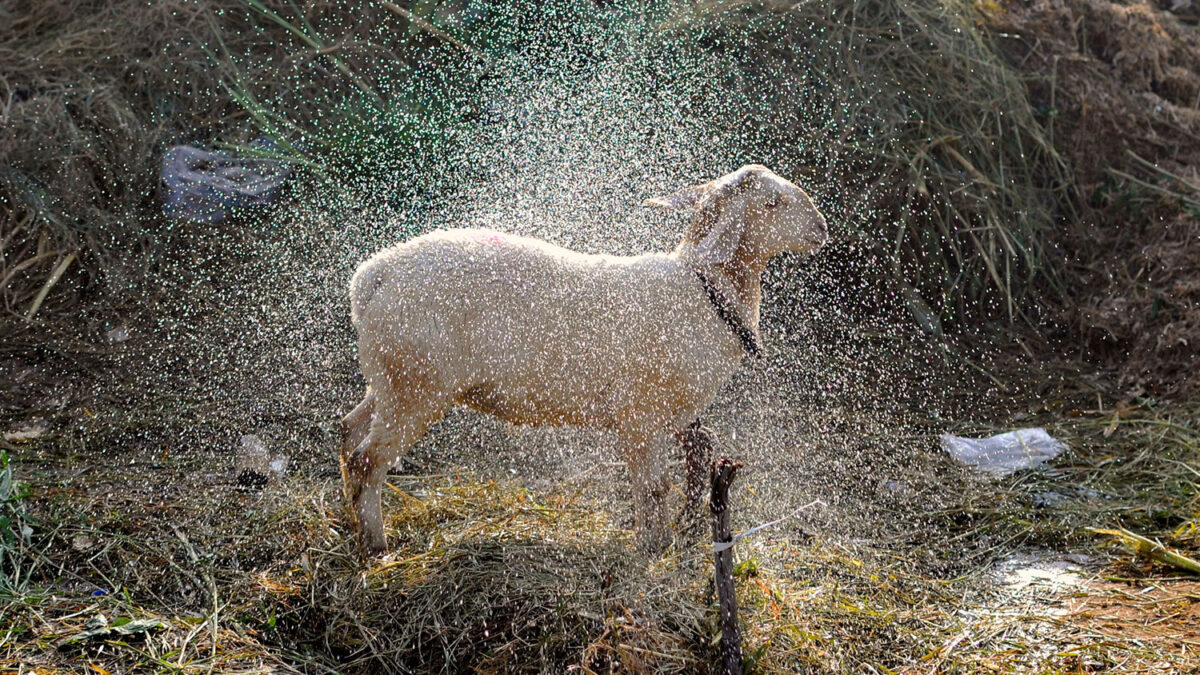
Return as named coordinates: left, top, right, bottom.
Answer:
left=710, top=456, right=743, bottom=675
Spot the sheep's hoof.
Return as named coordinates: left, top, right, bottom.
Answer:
left=359, top=531, right=387, bottom=558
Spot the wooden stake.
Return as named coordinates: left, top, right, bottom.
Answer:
left=710, top=456, right=743, bottom=675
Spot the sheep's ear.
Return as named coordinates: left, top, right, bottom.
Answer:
left=642, top=183, right=710, bottom=210
left=694, top=192, right=748, bottom=265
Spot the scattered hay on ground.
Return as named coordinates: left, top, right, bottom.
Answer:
left=3, top=364, right=1198, bottom=672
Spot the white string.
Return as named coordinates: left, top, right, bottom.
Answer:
left=712, top=499, right=825, bottom=553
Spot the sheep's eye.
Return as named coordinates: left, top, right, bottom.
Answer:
left=765, top=196, right=782, bottom=209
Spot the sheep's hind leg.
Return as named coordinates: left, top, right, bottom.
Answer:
left=341, top=391, right=446, bottom=556
left=339, top=387, right=375, bottom=477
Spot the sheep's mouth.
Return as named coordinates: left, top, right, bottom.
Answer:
left=773, top=247, right=825, bottom=275
left=794, top=236, right=828, bottom=255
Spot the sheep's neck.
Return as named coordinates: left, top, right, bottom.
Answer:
left=674, top=242, right=765, bottom=332
left=710, top=257, right=764, bottom=331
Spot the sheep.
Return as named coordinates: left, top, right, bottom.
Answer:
left=340, top=165, right=828, bottom=555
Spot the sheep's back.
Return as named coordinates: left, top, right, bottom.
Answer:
left=350, top=228, right=741, bottom=425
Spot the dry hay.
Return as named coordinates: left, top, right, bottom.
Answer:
left=1064, top=577, right=1200, bottom=663
left=251, top=478, right=705, bottom=673
left=1, top=0, right=234, bottom=331
left=982, top=0, right=1200, bottom=395
left=5, top=449, right=1196, bottom=672
left=1, top=0, right=1082, bottom=344
left=928, top=564, right=1200, bottom=672
left=0, top=0, right=447, bottom=344
left=0, top=445, right=950, bottom=673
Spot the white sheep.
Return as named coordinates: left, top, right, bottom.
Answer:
left=340, top=165, right=828, bottom=555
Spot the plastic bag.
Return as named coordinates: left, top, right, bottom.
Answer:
left=161, top=143, right=291, bottom=222
left=940, top=427, right=1066, bottom=477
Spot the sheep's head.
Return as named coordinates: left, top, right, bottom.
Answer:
left=647, top=165, right=828, bottom=268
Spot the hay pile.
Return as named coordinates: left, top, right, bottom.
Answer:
left=1, top=0, right=236, bottom=333
left=2, top=0, right=1078, bottom=339
left=0, top=445, right=959, bottom=673
left=671, top=0, right=1071, bottom=325
left=0, top=0, right=450, bottom=345
left=982, top=0, right=1200, bottom=393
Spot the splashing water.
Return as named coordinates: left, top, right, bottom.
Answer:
left=91, top=0, right=1006, bottom=556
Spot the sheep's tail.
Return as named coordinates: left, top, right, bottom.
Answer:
left=349, top=260, right=386, bottom=328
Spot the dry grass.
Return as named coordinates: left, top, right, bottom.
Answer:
left=669, top=0, right=1072, bottom=325
left=2, top=353, right=1197, bottom=672
left=1, top=1, right=237, bottom=321
left=1, top=436, right=712, bottom=672
left=0, top=457, right=967, bottom=673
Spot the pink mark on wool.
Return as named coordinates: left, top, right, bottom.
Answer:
left=468, top=231, right=509, bottom=246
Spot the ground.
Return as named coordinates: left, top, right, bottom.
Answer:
left=1, top=319, right=1198, bottom=672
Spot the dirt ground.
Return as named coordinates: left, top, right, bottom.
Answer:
left=2, top=308, right=1198, bottom=672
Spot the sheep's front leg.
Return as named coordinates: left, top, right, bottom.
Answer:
left=619, top=430, right=673, bottom=553
left=676, top=420, right=715, bottom=528
left=341, top=433, right=391, bottom=555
